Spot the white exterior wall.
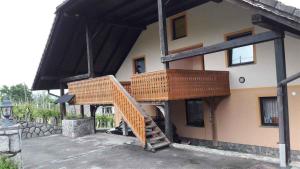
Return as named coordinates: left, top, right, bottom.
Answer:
left=116, top=1, right=300, bottom=89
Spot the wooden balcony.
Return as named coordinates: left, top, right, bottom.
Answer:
left=131, top=69, right=230, bottom=101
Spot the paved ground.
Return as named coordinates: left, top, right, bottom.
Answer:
left=23, top=133, right=278, bottom=169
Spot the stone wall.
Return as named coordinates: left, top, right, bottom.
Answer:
left=0, top=124, right=22, bottom=169
left=181, top=137, right=300, bottom=161
left=62, top=118, right=95, bottom=138
left=20, top=122, right=62, bottom=139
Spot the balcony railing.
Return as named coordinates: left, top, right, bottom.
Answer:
left=131, top=69, right=230, bottom=101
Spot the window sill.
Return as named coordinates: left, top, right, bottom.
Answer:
left=228, top=62, right=255, bottom=67
left=259, top=125, right=278, bottom=128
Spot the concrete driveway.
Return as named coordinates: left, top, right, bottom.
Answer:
left=22, top=133, right=278, bottom=169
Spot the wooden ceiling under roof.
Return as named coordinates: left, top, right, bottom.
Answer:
left=32, top=0, right=300, bottom=90
left=32, top=0, right=212, bottom=90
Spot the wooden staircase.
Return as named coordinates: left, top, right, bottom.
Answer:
left=145, top=116, right=170, bottom=152
left=68, top=75, right=170, bottom=152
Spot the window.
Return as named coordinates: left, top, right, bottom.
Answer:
left=171, top=15, right=187, bottom=40
left=226, top=30, right=255, bottom=66
left=133, top=57, right=145, bottom=74
left=186, top=99, right=205, bottom=127
left=260, top=97, right=279, bottom=126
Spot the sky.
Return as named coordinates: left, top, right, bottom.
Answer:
left=0, top=0, right=299, bottom=89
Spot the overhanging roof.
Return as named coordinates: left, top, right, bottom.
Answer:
left=32, top=0, right=212, bottom=90
left=32, top=0, right=300, bottom=90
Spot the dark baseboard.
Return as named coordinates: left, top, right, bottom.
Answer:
left=180, top=137, right=300, bottom=161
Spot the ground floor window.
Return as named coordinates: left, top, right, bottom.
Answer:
left=260, top=97, right=279, bottom=126
left=186, top=99, right=205, bottom=127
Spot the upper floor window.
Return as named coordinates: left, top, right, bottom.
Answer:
left=186, top=99, right=205, bottom=127
left=226, top=29, right=255, bottom=67
left=171, top=15, right=187, bottom=40
left=260, top=97, right=279, bottom=127
left=133, top=57, right=145, bottom=74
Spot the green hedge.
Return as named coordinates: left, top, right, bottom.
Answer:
left=96, top=114, right=114, bottom=129
left=0, top=157, right=18, bottom=169
left=13, top=104, right=60, bottom=123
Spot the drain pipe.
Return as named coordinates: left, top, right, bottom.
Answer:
left=47, top=90, right=60, bottom=98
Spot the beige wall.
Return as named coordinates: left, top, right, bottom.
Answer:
left=171, top=85, right=300, bottom=150
left=116, top=1, right=300, bottom=88
left=114, top=1, right=300, bottom=150
left=171, top=100, right=213, bottom=140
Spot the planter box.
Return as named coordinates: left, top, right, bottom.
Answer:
left=62, top=118, right=95, bottom=138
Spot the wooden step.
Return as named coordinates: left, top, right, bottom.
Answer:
left=145, top=118, right=152, bottom=124
left=146, top=124, right=157, bottom=129
left=151, top=141, right=170, bottom=150
left=150, top=135, right=165, bottom=143
left=146, top=130, right=160, bottom=136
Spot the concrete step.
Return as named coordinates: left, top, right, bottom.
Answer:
left=151, top=141, right=170, bottom=150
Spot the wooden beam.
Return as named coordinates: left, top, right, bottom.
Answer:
left=157, top=0, right=169, bottom=69
left=279, top=72, right=300, bottom=86
left=60, top=73, right=89, bottom=83
left=275, top=37, right=291, bottom=167
left=211, top=0, right=222, bottom=3
left=226, top=0, right=300, bottom=35
left=252, top=14, right=300, bottom=38
left=86, top=24, right=95, bottom=78
left=162, top=31, right=283, bottom=62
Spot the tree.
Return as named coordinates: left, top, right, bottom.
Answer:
left=0, top=84, right=32, bottom=103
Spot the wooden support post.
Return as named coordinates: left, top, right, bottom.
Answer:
left=122, top=119, right=129, bottom=136
left=80, top=105, right=84, bottom=118
left=164, top=101, right=173, bottom=142
left=209, top=98, right=218, bottom=146
left=274, top=37, right=291, bottom=167
left=157, top=0, right=169, bottom=69
left=90, top=105, right=97, bottom=133
left=86, top=24, right=95, bottom=78
left=59, top=84, right=66, bottom=120
left=158, top=0, right=172, bottom=141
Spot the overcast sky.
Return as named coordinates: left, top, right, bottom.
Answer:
left=0, top=0, right=299, bottom=89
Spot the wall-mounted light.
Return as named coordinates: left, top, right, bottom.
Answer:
left=239, top=77, right=246, bottom=84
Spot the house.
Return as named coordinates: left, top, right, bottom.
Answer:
left=32, top=0, right=300, bottom=167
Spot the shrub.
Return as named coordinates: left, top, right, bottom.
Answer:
left=96, top=114, right=114, bottom=128
left=0, top=156, right=18, bottom=169
left=65, top=114, right=82, bottom=120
